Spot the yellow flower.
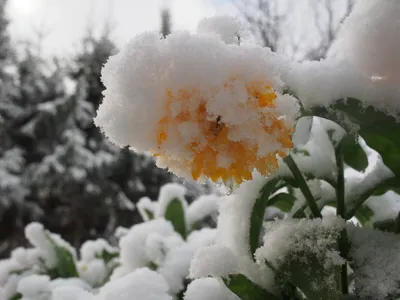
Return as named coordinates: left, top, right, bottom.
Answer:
left=152, top=77, right=294, bottom=184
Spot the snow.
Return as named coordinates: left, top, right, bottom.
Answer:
left=25, top=222, right=76, bottom=269
left=17, top=275, right=51, bottom=299
left=187, top=194, right=220, bottom=228
left=192, top=173, right=276, bottom=290
left=184, top=278, right=240, bottom=300
left=277, top=118, right=339, bottom=180
left=98, top=268, right=171, bottom=300
left=331, top=0, right=400, bottom=84
left=347, top=224, right=400, bottom=299
left=155, top=183, right=188, bottom=221
left=113, top=219, right=180, bottom=278
left=137, top=197, right=158, bottom=221
left=197, top=15, right=254, bottom=45
left=255, top=217, right=346, bottom=269
left=158, top=228, right=217, bottom=294
left=190, top=244, right=239, bottom=279
left=281, top=0, right=400, bottom=116
left=365, top=191, right=400, bottom=225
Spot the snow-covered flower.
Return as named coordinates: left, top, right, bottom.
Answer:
left=94, top=19, right=299, bottom=184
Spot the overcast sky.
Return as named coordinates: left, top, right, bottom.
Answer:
left=6, top=0, right=237, bottom=56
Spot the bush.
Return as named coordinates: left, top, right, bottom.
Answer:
left=0, top=183, right=220, bottom=300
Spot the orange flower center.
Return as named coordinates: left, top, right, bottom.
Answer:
left=153, top=77, right=293, bottom=183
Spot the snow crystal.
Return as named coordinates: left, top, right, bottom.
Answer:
left=98, top=268, right=172, bottom=300
left=255, top=217, right=345, bottom=267
left=184, top=278, right=240, bottom=300
left=190, top=244, right=239, bottom=279
left=347, top=224, right=400, bottom=299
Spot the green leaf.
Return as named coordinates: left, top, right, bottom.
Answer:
left=341, top=135, right=368, bottom=172
left=223, top=274, right=280, bottom=300
left=292, top=116, right=313, bottom=146
left=307, top=98, right=400, bottom=176
left=354, top=205, right=374, bottom=226
left=10, top=293, right=22, bottom=300
left=164, top=198, right=187, bottom=239
left=268, top=193, right=296, bottom=212
left=96, top=249, right=119, bottom=264
left=45, top=232, right=79, bottom=278
left=249, top=178, right=283, bottom=257
left=143, top=208, right=154, bottom=220
left=279, top=255, right=341, bottom=300
left=371, top=177, right=400, bottom=196
left=373, top=219, right=396, bottom=232
left=361, top=129, right=400, bottom=176
left=147, top=261, right=158, bottom=271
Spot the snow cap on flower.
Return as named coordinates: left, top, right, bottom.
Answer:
left=95, top=18, right=299, bottom=184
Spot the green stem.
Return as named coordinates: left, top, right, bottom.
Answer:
left=284, top=155, right=322, bottom=218
left=395, top=211, right=400, bottom=234
left=335, top=141, right=348, bottom=295
left=335, top=144, right=345, bottom=219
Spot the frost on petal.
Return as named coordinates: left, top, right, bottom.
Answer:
left=184, top=278, right=240, bottom=300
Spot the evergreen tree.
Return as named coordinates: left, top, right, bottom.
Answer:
left=24, top=30, right=176, bottom=247
left=160, top=7, right=171, bottom=38
left=0, top=10, right=213, bottom=255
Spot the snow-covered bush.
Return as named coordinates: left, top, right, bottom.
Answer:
left=0, top=183, right=220, bottom=300
left=92, top=4, right=400, bottom=299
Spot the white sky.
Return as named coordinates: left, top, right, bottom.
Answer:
left=6, top=0, right=237, bottom=56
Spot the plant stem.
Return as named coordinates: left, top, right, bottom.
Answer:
left=335, top=145, right=345, bottom=219
left=395, top=211, right=400, bottom=234
left=335, top=141, right=349, bottom=295
left=284, top=155, right=322, bottom=218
